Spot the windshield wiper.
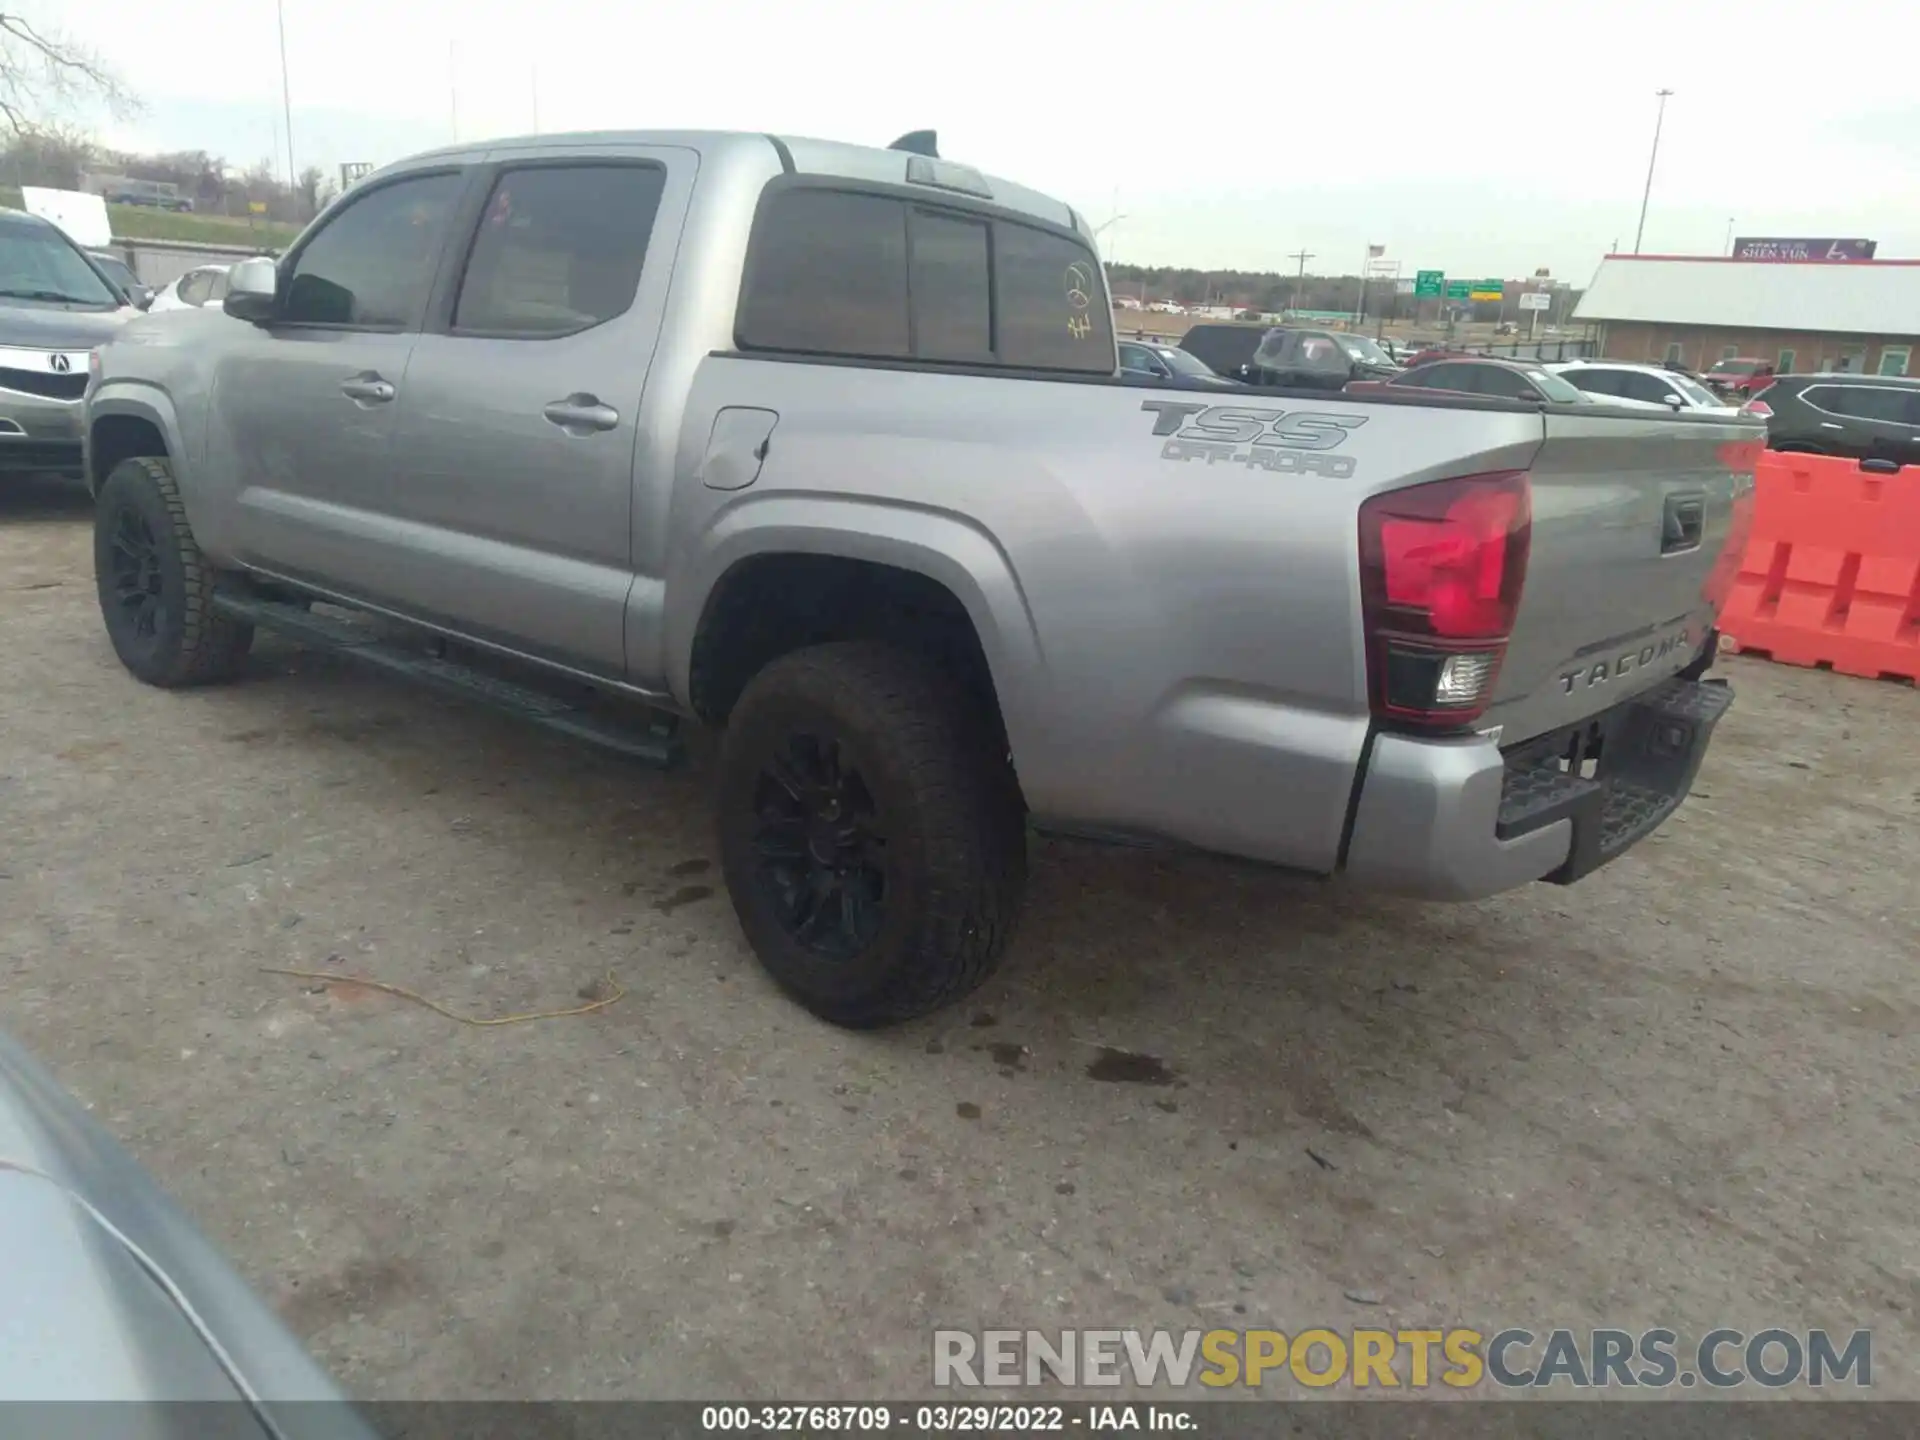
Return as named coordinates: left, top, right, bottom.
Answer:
left=0, top=287, right=104, bottom=304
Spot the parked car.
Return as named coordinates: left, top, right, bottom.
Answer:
left=1175, top=321, right=1268, bottom=380
left=1354, top=357, right=1612, bottom=406
left=1118, top=338, right=1242, bottom=389
left=85, top=251, right=154, bottom=311
left=0, top=1026, right=376, bottom=1424
left=0, top=207, right=140, bottom=483
left=86, top=126, right=1751, bottom=1029
left=1244, top=326, right=1402, bottom=389
left=1745, top=374, right=1920, bottom=466
left=1703, top=357, right=1775, bottom=397
left=1548, top=361, right=1742, bottom=416
left=149, top=263, right=234, bottom=314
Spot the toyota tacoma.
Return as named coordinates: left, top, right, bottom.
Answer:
left=83, top=128, right=1758, bottom=1027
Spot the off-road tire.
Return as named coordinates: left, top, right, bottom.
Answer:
left=717, top=641, right=1027, bottom=1029
left=94, top=456, right=254, bottom=687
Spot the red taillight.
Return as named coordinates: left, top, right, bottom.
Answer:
left=1358, top=471, right=1532, bottom=729
left=1741, top=383, right=1774, bottom=418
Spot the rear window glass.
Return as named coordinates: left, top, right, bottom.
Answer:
left=991, top=219, right=1113, bottom=371
left=737, top=189, right=910, bottom=358
left=738, top=186, right=1113, bottom=373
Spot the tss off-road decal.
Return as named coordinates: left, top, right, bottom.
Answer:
left=1141, top=400, right=1368, bottom=478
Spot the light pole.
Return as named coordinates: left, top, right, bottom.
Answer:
left=1725, top=217, right=1735, bottom=255
left=1091, top=211, right=1128, bottom=267
left=276, top=0, right=296, bottom=189
left=1286, top=249, right=1314, bottom=316
left=1633, top=89, right=1674, bottom=255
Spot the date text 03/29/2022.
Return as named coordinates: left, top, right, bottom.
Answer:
left=700, top=1406, right=1190, bottom=1433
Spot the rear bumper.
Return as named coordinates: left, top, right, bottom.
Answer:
left=1343, top=673, right=1733, bottom=900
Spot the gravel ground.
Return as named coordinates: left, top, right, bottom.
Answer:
left=3, top=476, right=1917, bottom=1401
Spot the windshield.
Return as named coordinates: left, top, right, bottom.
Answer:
left=1710, top=359, right=1758, bottom=375
left=1524, top=368, right=1586, bottom=404
left=0, top=221, right=122, bottom=308
left=1338, top=335, right=1393, bottom=365
left=1157, top=346, right=1217, bottom=379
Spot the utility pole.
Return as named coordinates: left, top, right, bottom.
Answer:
left=1633, top=88, right=1674, bottom=255
left=1725, top=217, right=1735, bottom=255
left=532, top=65, right=540, bottom=134
left=449, top=41, right=459, bottom=141
left=1287, top=249, right=1314, bottom=315
left=276, top=0, right=296, bottom=189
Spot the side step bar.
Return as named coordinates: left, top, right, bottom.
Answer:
left=211, top=590, right=684, bottom=770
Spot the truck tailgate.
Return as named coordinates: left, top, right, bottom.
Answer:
left=1483, top=410, right=1760, bottom=744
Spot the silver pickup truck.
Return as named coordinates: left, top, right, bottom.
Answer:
left=82, top=128, right=1758, bottom=1028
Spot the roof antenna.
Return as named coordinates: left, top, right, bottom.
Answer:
left=888, top=130, right=939, bottom=158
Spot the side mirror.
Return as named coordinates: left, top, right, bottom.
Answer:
left=132, top=285, right=155, bottom=311
left=223, top=255, right=279, bottom=324
left=1664, top=394, right=1684, bottom=410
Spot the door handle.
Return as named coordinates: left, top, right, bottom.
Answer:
left=1820, top=422, right=1844, bottom=430
left=340, top=374, right=395, bottom=404
left=543, top=394, right=620, bottom=434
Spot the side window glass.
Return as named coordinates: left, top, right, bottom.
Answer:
left=1573, top=369, right=1618, bottom=397
left=1119, top=345, right=1155, bottom=374
left=454, top=164, right=665, bottom=337
left=991, top=219, right=1113, bottom=372
left=739, top=189, right=909, bottom=358
left=209, top=268, right=230, bottom=302
left=1476, top=367, right=1532, bottom=399
left=1834, top=387, right=1909, bottom=423
left=283, top=171, right=464, bottom=327
left=908, top=210, right=991, bottom=362
left=1624, top=372, right=1672, bottom=404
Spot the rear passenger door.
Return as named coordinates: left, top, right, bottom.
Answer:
left=370, top=148, right=691, bottom=678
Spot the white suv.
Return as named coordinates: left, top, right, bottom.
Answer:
left=1548, top=361, right=1741, bottom=417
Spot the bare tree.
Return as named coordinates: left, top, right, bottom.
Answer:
left=0, top=12, right=137, bottom=135
left=295, top=164, right=324, bottom=220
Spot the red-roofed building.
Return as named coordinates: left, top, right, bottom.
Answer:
left=1572, top=254, right=1920, bottom=377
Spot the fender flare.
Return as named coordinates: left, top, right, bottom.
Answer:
left=667, top=493, right=1046, bottom=751
left=84, top=383, right=187, bottom=499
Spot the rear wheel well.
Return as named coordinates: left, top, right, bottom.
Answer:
left=690, top=552, right=1012, bottom=749
left=89, top=414, right=169, bottom=495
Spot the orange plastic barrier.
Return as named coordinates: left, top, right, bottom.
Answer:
left=1719, top=452, right=1920, bottom=683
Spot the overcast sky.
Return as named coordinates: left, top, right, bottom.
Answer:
left=31, top=0, right=1916, bottom=284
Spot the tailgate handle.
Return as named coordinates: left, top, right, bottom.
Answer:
left=1662, top=494, right=1705, bottom=555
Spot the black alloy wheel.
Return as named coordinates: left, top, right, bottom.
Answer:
left=750, top=731, right=888, bottom=960
left=106, top=502, right=168, bottom=647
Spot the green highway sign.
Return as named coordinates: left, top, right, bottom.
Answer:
left=1414, top=270, right=1444, bottom=298
left=1469, top=279, right=1505, bottom=301
left=1444, top=279, right=1472, bottom=300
